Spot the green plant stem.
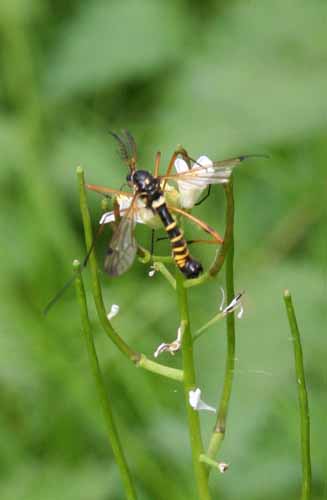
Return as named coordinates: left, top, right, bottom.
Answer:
left=193, top=311, right=225, bottom=342
left=77, top=166, right=138, bottom=361
left=152, top=262, right=176, bottom=289
left=137, top=246, right=173, bottom=264
left=184, top=181, right=234, bottom=289
left=283, top=290, right=312, bottom=500
left=207, top=210, right=236, bottom=461
left=137, top=355, right=183, bottom=382
left=176, top=272, right=212, bottom=500
left=77, top=166, right=183, bottom=381
left=199, top=454, right=226, bottom=473
left=73, top=260, right=137, bottom=500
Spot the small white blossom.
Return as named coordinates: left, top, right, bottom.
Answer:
left=154, top=326, right=183, bottom=358
left=148, top=266, right=156, bottom=277
left=189, top=388, right=216, bottom=413
left=107, top=304, right=120, bottom=320
left=100, top=195, right=160, bottom=227
left=175, top=155, right=216, bottom=208
left=218, top=462, right=229, bottom=473
left=222, top=292, right=244, bottom=318
left=219, top=290, right=244, bottom=319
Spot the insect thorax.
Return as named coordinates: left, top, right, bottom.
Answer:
left=131, top=170, right=162, bottom=202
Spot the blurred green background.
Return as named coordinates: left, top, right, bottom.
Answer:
left=1, top=0, right=326, bottom=499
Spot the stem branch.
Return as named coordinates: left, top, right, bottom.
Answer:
left=207, top=181, right=236, bottom=461
left=283, top=290, right=312, bottom=500
left=73, top=260, right=137, bottom=500
left=176, top=273, right=211, bottom=500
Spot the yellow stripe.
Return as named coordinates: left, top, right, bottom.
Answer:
left=165, top=221, right=177, bottom=232
left=173, top=245, right=187, bottom=253
left=174, top=251, right=189, bottom=261
left=177, top=259, right=186, bottom=268
left=171, top=233, right=183, bottom=243
left=152, top=196, right=165, bottom=209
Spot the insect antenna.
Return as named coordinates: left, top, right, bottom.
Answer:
left=109, top=130, right=137, bottom=172
left=43, top=223, right=105, bottom=315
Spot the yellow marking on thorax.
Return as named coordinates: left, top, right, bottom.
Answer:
left=152, top=196, right=165, bottom=209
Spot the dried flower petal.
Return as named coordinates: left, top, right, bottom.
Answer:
left=189, top=388, right=216, bottom=413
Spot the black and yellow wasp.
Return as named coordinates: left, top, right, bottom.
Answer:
left=86, top=130, right=264, bottom=279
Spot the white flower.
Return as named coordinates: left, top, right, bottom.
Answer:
left=222, top=292, right=244, bottom=319
left=148, top=266, right=156, bottom=277
left=189, top=388, right=216, bottom=413
left=100, top=194, right=161, bottom=228
left=218, top=462, right=229, bottom=473
left=107, top=304, right=120, bottom=320
left=154, top=325, right=183, bottom=358
left=175, top=155, right=222, bottom=209
left=219, top=289, right=244, bottom=319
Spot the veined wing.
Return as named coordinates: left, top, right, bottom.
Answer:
left=104, top=196, right=138, bottom=277
left=162, top=154, right=268, bottom=187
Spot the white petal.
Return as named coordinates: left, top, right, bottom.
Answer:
left=174, top=157, right=189, bottom=173
left=189, top=388, right=216, bottom=413
left=178, top=186, right=205, bottom=209
left=117, top=195, right=133, bottom=211
left=195, top=156, right=213, bottom=170
left=107, top=304, right=120, bottom=320
left=100, top=211, right=115, bottom=224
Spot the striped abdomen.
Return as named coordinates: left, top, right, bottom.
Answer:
left=152, top=196, right=203, bottom=279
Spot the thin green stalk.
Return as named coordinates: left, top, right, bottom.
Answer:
left=77, top=166, right=138, bottom=361
left=73, top=260, right=137, bottom=500
left=193, top=311, right=225, bottom=342
left=77, top=166, right=183, bottom=381
left=207, top=192, right=236, bottom=461
left=137, top=355, right=183, bottom=382
left=283, top=290, right=312, bottom=500
left=184, top=181, right=234, bottom=289
left=152, top=262, right=176, bottom=289
left=176, top=273, right=212, bottom=500
left=137, top=247, right=173, bottom=264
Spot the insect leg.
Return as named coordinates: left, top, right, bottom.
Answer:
left=153, top=151, right=161, bottom=177
left=168, top=206, right=223, bottom=244
left=86, top=184, right=133, bottom=198
left=195, top=185, right=211, bottom=206
left=150, top=229, right=156, bottom=255
left=162, top=146, right=191, bottom=190
left=43, top=222, right=106, bottom=315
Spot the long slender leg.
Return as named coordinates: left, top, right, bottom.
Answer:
left=162, top=146, right=191, bottom=190
left=168, top=205, right=223, bottom=244
left=153, top=151, right=161, bottom=178
left=150, top=229, right=155, bottom=255
left=187, top=238, right=219, bottom=245
left=86, top=184, right=133, bottom=197
left=43, top=220, right=107, bottom=314
left=195, top=185, right=211, bottom=206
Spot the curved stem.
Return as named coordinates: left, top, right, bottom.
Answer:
left=208, top=180, right=234, bottom=278
left=207, top=196, right=236, bottom=461
left=176, top=273, right=212, bottom=500
left=73, top=260, right=137, bottom=500
left=77, top=166, right=182, bottom=381
left=283, top=290, right=312, bottom=500
left=184, top=180, right=234, bottom=288
left=193, top=311, right=225, bottom=342
left=77, top=166, right=139, bottom=362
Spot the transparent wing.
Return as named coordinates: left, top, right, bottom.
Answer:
left=104, top=197, right=138, bottom=277
left=162, top=154, right=268, bottom=187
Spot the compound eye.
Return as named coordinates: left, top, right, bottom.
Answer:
left=126, top=173, right=132, bottom=183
